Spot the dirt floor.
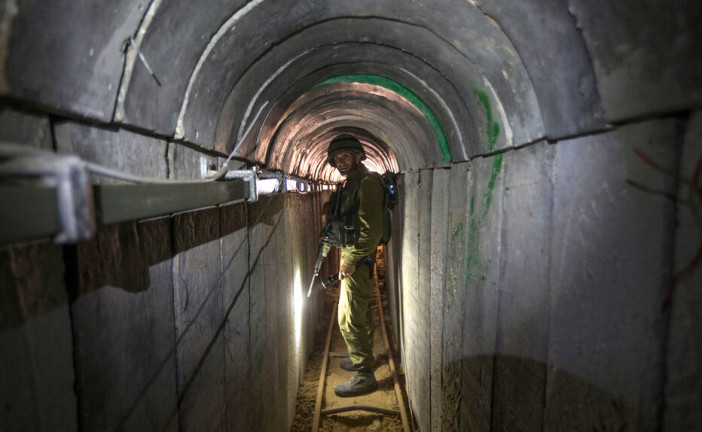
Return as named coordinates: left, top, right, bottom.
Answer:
left=290, top=250, right=413, bottom=432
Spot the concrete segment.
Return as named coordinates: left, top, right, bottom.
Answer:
left=493, top=143, right=551, bottom=431
left=412, top=169, right=433, bottom=432
left=261, top=203, right=282, bottom=431
left=72, top=219, right=177, bottom=430
left=568, top=0, right=702, bottom=121
left=221, top=203, right=251, bottom=432
left=386, top=183, right=403, bottom=349
left=172, top=208, right=225, bottom=431
left=54, top=121, right=168, bottom=183
left=478, top=0, right=606, bottom=137
left=4, top=1, right=143, bottom=120
left=0, top=107, right=53, bottom=149
left=664, top=111, right=702, bottom=432
left=441, top=162, right=472, bottom=431
left=429, top=168, right=449, bottom=432
left=0, top=243, right=75, bottom=431
left=460, top=154, right=505, bottom=431
left=168, top=141, right=218, bottom=181
left=277, top=198, right=294, bottom=430
left=246, top=199, right=268, bottom=431
left=547, top=121, right=678, bottom=430
left=120, top=0, right=248, bottom=136
left=399, top=170, right=420, bottom=418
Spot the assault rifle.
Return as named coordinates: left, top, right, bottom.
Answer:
left=319, top=255, right=371, bottom=290
left=306, top=222, right=334, bottom=298
left=307, top=188, right=342, bottom=298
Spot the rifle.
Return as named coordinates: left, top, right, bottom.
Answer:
left=306, top=223, right=334, bottom=297
left=307, top=188, right=342, bottom=298
left=319, top=255, right=371, bottom=290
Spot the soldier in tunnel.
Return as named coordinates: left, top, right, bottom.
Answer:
left=326, top=134, right=386, bottom=397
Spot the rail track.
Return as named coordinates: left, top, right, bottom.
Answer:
left=310, top=267, right=412, bottom=432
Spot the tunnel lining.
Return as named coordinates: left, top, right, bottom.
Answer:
left=313, top=74, right=452, bottom=164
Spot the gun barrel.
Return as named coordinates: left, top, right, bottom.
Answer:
left=306, top=275, right=317, bottom=298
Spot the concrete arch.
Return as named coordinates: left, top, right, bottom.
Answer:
left=1, top=1, right=700, bottom=431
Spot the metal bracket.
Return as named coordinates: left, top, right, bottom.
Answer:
left=224, top=165, right=259, bottom=202
left=0, top=150, right=95, bottom=244
left=258, top=170, right=287, bottom=193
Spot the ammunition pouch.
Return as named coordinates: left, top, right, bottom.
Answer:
left=329, top=212, right=359, bottom=248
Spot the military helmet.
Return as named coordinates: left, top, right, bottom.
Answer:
left=327, top=134, right=366, bottom=167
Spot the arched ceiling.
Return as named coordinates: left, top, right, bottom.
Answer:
left=154, top=3, right=553, bottom=182
left=112, top=0, right=592, bottom=182
left=15, top=1, right=701, bottom=181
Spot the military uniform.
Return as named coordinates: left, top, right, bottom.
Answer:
left=336, top=165, right=385, bottom=370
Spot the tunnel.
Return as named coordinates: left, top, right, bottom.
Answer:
left=1, top=0, right=701, bottom=431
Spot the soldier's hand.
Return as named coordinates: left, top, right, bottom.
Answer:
left=339, top=261, right=356, bottom=280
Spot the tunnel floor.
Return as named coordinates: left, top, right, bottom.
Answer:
left=291, top=251, right=412, bottom=431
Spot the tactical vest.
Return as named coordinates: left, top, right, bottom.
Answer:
left=327, top=170, right=392, bottom=248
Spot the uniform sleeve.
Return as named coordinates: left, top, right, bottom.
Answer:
left=346, top=175, right=385, bottom=264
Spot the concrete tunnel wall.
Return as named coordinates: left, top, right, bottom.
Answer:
left=0, top=1, right=701, bottom=431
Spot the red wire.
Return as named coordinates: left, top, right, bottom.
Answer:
left=634, top=148, right=702, bottom=308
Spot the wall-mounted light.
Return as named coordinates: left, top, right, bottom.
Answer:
left=294, top=268, right=304, bottom=349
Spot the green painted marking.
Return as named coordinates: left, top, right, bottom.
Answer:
left=482, top=153, right=503, bottom=221
left=451, top=222, right=464, bottom=239
left=473, top=89, right=501, bottom=151
left=459, top=89, right=504, bottom=283
left=314, top=74, right=451, bottom=164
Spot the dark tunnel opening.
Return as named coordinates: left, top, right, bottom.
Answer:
left=1, top=1, right=701, bottom=431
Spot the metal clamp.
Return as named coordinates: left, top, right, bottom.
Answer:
left=0, top=148, right=95, bottom=244
left=224, top=165, right=259, bottom=202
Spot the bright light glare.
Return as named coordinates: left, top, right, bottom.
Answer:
left=257, top=178, right=281, bottom=195
left=294, top=268, right=304, bottom=349
left=364, top=160, right=383, bottom=173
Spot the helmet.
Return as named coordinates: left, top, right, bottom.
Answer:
left=327, top=134, right=366, bottom=167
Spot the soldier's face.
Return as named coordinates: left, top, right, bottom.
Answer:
left=333, top=150, right=360, bottom=176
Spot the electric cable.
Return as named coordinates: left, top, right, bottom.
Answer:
left=86, top=101, right=269, bottom=184
left=0, top=101, right=269, bottom=185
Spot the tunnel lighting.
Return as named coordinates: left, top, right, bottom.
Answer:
left=363, top=160, right=384, bottom=174
left=294, top=268, right=304, bottom=349
left=256, top=178, right=281, bottom=195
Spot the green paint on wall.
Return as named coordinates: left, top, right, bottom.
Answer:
left=314, top=74, right=452, bottom=164
left=482, top=153, right=503, bottom=221
left=473, top=89, right=501, bottom=152
left=458, top=89, right=504, bottom=283
left=451, top=222, right=464, bottom=240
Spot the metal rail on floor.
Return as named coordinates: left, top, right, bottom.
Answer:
left=310, top=266, right=411, bottom=432
left=373, top=265, right=412, bottom=432
left=312, top=300, right=338, bottom=432
left=321, top=405, right=400, bottom=416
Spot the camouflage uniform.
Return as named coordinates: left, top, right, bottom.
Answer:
left=337, top=165, right=385, bottom=370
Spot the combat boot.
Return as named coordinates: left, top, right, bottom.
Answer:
left=334, top=369, right=378, bottom=397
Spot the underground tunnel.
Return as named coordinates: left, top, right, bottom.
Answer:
left=0, top=1, right=701, bottom=431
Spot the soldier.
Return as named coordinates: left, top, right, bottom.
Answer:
left=326, top=134, right=385, bottom=397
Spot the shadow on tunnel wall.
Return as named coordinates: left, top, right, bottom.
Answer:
left=0, top=202, right=254, bottom=329
left=137, top=199, right=285, bottom=432
left=67, top=197, right=283, bottom=299
left=442, top=355, right=638, bottom=432
left=0, top=241, right=66, bottom=330
left=0, top=194, right=290, bottom=430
